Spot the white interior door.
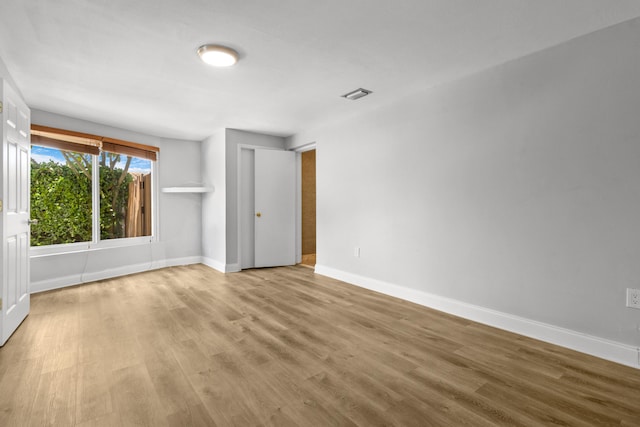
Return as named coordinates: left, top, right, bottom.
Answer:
left=254, top=149, right=295, bottom=268
left=1, top=80, right=31, bottom=346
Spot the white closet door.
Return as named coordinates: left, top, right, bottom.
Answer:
left=254, top=149, right=295, bottom=268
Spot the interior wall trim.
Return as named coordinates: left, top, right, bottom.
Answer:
left=201, top=257, right=225, bottom=273
left=225, top=263, right=241, bottom=273
left=314, top=264, right=640, bottom=369
left=30, top=256, right=203, bottom=293
left=201, top=257, right=241, bottom=273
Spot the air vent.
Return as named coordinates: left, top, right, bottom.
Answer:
left=342, top=88, right=372, bottom=100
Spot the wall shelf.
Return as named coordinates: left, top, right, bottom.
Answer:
left=161, top=187, right=214, bottom=193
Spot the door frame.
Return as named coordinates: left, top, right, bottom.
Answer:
left=236, top=143, right=285, bottom=270
left=292, top=142, right=316, bottom=265
left=236, top=142, right=316, bottom=269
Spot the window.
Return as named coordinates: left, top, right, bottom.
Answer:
left=30, top=145, right=93, bottom=246
left=30, top=125, right=158, bottom=249
left=99, top=150, right=152, bottom=240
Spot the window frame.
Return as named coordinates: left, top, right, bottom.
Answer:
left=29, top=125, right=159, bottom=256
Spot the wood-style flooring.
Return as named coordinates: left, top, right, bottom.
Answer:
left=299, top=254, right=316, bottom=267
left=0, top=264, right=639, bottom=426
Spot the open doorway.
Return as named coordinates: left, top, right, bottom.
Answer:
left=300, top=149, right=316, bottom=266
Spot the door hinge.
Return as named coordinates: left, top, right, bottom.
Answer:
left=0, top=101, right=3, bottom=113
left=0, top=297, right=2, bottom=310
left=0, top=199, right=3, bottom=212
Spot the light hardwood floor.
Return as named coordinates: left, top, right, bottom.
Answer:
left=0, top=264, right=639, bottom=426
left=300, top=254, right=316, bottom=267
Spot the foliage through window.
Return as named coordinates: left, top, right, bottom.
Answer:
left=31, top=146, right=92, bottom=245
left=30, top=125, right=157, bottom=247
left=99, top=151, right=152, bottom=240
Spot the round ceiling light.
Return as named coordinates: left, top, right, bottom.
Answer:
left=197, top=44, right=239, bottom=67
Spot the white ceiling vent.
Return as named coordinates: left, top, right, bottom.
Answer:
left=342, top=88, right=372, bottom=100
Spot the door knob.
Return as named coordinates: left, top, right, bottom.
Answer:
left=256, top=212, right=262, bottom=218
left=28, top=219, right=39, bottom=225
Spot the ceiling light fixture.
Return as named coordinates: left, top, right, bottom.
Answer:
left=197, top=44, right=239, bottom=67
left=342, top=88, right=372, bottom=100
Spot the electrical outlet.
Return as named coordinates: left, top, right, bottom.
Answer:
left=627, top=288, right=640, bottom=309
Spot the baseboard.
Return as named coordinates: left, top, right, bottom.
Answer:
left=226, top=263, right=241, bottom=273
left=165, top=256, right=203, bottom=268
left=31, top=274, right=84, bottom=293
left=31, top=256, right=203, bottom=293
left=201, top=257, right=226, bottom=273
left=201, top=258, right=241, bottom=273
left=314, top=264, right=640, bottom=369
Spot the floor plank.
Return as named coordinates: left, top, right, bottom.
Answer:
left=0, top=264, right=639, bottom=426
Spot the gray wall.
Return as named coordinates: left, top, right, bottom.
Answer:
left=201, top=128, right=284, bottom=271
left=0, top=56, right=21, bottom=97
left=30, top=110, right=202, bottom=290
left=201, top=129, right=226, bottom=268
left=288, top=18, right=640, bottom=346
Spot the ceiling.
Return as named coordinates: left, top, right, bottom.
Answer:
left=1, top=0, right=640, bottom=141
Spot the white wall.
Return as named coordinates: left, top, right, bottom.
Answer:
left=30, top=110, right=203, bottom=291
left=0, top=56, right=21, bottom=98
left=201, top=128, right=285, bottom=272
left=288, top=18, right=640, bottom=365
left=201, top=129, right=226, bottom=271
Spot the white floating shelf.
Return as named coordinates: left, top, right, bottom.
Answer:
left=161, top=187, right=214, bottom=193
